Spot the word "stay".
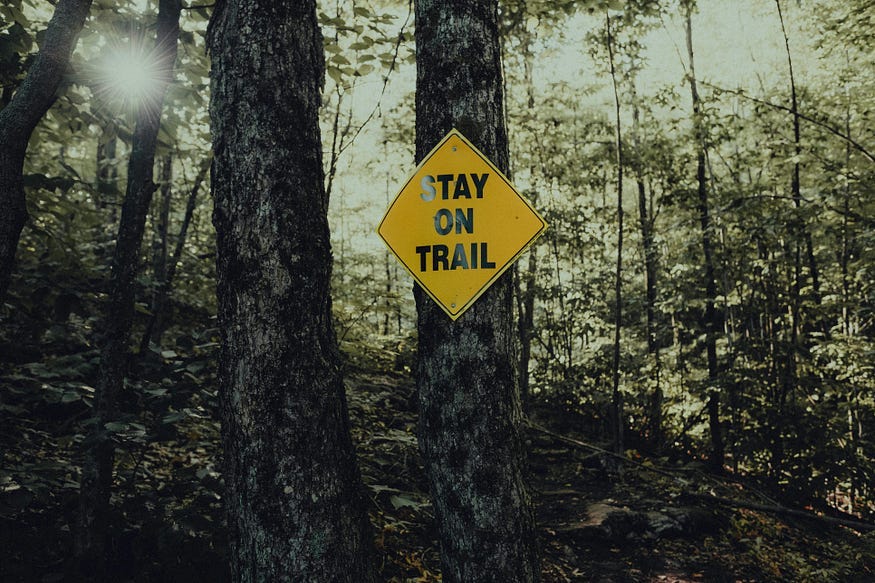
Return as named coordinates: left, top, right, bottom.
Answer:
left=420, top=173, right=489, bottom=201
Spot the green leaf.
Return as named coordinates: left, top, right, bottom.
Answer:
left=327, top=66, right=343, bottom=84
left=355, top=64, right=375, bottom=77
left=349, top=40, right=373, bottom=51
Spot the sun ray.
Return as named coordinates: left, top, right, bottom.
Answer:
left=88, top=30, right=169, bottom=117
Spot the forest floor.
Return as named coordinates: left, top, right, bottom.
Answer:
left=1, top=345, right=874, bottom=582
left=349, top=366, right=875, bottom=583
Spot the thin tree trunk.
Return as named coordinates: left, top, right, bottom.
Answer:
left=77, top=0, right=180, bottom=574
left=96, top=134, right=119, bottom=212
left=139, top=157, right=209, bottom=353
left=153, top=155, right=173, bottom=283
left=383, top=149, right=393, bottom=336
left=841, top=79, right=852, bottom=336
left=775, top=0, right=822, bottom=321
left=631, top=80, right=658, bottom=352
left=606, top=12, right=625, bottom=456
left=0, top=0, right=93, bottom=301
left=633, top=105, right=657, bottom=354
left=413, top=0, right=540, bottom=580
left=383, top=251, right=392, bottom=335
left=145, top=154, right=173, bottom=347
left=517, top=248, right=538, bottom=412
left=685, top=6, right=723, bottom=470
left=208, top=2, right=375, bottom=580
left=95, top=133, right=120, bottom=257
left=550, top=234, right=573, bottom=371
left=514, top=22, right=539, bottom=414
left=632, top=82, right=662, bottom=448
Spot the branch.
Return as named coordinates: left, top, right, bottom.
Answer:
left=525, top=418, right=682, bottom=481
left=703, top=82, right=875, bottom=165
left=529, top=419, right=875, bottom=534
left=0, top=0, right=93, bottom=144
left=828, top=205, right=874, bottom=228
left=685, top=492, right=875, bottom=533
left=337, top=296, right=380, bottom=344
left=165, top=156, right=210, bottom=289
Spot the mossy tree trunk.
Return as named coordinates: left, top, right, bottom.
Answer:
left=208, top=1, right=375, bottom=581
left=413, top=1, right=540, bottom=580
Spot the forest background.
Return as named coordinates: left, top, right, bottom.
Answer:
left=1, top=0, right=873, bottom=580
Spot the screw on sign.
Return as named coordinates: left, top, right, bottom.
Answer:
left=378, top=129, right=547, bottom=320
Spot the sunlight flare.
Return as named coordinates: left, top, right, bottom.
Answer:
left=93, top=42, right=165, bottom=111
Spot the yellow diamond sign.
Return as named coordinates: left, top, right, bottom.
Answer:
left=378, top=129, right=547, bottom=320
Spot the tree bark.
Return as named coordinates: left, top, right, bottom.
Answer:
left=685, top=6, right=724, bottom=470
left=209, top=2, right=375, bottom=581
left=414, top=1, right=540, bottom=580
left=77, top=1, right=180, bottom=574
left=0, top=0, right=93, bottom=301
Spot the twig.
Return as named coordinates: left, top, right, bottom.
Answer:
left=337, top=0, right=413, bottom=157
left=525, top=418, right=682, bottom=481
left=338, top=297, right=380, bottom=344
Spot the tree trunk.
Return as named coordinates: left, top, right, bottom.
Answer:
left=97, top=133, right=120, bottom=214
left=0, top=0, right=93, bottom=301
left=606, top=12, right=625, bottom=456
left=841, top=86, right=852, bottom=336
left=685, top=7, right=724, bottom=470
left=631, top=85, right=657, bottom=355
left=145, top=154, right=173, bottom=348
left=514, top=27, right=540, bottom=414
left=414, top=1, right=540, bottom=580
left=516, top=248, right=538, bottom=412
left=775, top=0, right=822, bottom=322
left=96, top=132, right=120, bottom=256
left=208, top=2, right=375, bottom=581
left=636, top=163, right=657, bottom=354
left=139, top=157, right=209, bottom=353
left=632, top=84, right=662, bottom=447
left=77, top=1, right=180, bottom=574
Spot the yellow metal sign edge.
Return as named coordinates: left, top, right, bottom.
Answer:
left=377, top=128, right=548, bottom=321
